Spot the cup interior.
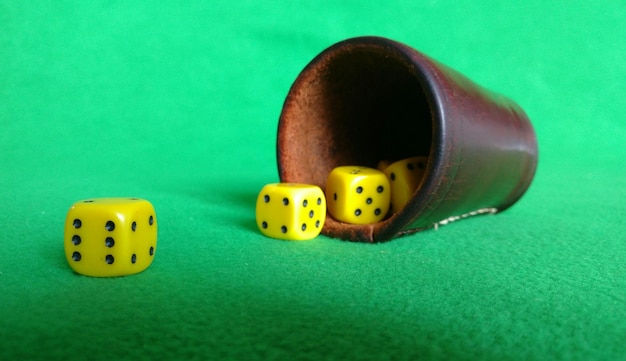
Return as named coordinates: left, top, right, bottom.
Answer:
left=278, top=43, right=434, bottom=190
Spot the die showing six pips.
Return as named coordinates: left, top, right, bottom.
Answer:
left=64, top=198, right=157, bottom=277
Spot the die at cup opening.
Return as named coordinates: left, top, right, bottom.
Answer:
left=277, top=38, right=436, bottom=241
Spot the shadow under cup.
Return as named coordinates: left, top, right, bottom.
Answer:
left=277, top=36, right=538, bottom=243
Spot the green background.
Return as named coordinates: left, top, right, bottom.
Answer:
left=1, top=1, right=625, bottom=360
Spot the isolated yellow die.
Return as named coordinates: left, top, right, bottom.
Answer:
left=256, top=183, right=326, bottom=240
left=325, top=166, right=390, bottom=225
left=381, top=156, right=428, bottom=213
left=64, top=198, right=157, bottom=277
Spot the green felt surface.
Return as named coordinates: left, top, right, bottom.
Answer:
left=1, top=1, right=625, bottom=360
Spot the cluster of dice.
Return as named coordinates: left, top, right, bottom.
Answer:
left=60, top=156, right=426, bottom=277
left=256, top=156, right=427, bottom=241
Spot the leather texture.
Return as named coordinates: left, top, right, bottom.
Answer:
left=277, top=36, right=538, bottom=242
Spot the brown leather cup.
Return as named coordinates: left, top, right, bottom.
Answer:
left=277, top=36, right=538, bottom=242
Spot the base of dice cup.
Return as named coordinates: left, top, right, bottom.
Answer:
left=277, top=36, right=538, bottom=242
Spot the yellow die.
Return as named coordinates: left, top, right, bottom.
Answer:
left=256, top=183, right=326, bottom=240
left=381, top=156, right=428, bottom=213
left=325, top=166, right=390, bottom=225
left=64, top=198, right=158, bottom=277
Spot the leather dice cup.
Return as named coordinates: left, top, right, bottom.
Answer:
left=277, top=36, right=538, bottom=243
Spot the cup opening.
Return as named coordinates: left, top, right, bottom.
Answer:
left=278, top=40, right=435, bottom=239
left=279, top=42, right=432, bottom=185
